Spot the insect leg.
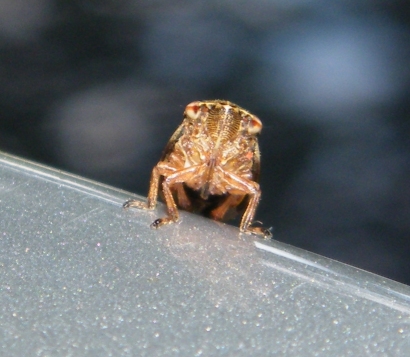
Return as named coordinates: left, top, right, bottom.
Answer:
left=150, top=163, right=204, bottom=229
left=123, top=165, right=161, bottom=210
left=218, top=168, right=271, bottom=238
left=210, top=194, right=244, bottom=221
left=239, top=189, right=271, bottom=237
left=174, top=183, right=192, bottom=210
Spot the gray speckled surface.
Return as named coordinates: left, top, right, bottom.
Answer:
left=1, top=152, right=410, bottom=356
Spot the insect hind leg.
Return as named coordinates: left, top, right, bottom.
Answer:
left=210, top=194, right=244, bottom=221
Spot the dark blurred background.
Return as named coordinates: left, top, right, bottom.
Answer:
left=1, top=1, right=410, bottom=284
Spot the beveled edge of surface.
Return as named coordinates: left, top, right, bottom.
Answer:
left=1, top=150, right=410, bottom=312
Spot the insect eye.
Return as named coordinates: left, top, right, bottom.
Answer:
left=247, top=115, right=262, bottom=135
left=185, top=101, right=203, bottom=120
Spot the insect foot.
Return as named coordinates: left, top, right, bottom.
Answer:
left=124, top=100, right=271, bottom=237
left=241, top=225, right=272, bottom=239
left=123, top=199, right=151, bottom=210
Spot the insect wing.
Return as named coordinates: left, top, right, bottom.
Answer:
left=160, top=121, right=185, bottom=161
left=251, top=140, right=261, bottom=184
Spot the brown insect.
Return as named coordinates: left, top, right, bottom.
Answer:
left=124, top=99, right=271, bottom=238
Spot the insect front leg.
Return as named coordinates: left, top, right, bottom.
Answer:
left=239, top=188, right=271, bottom=238
left=218, top=169, right=271, bottom=238
left=123, top=163, right=163, bottom=210
left=150, top=163, right=204, bottom=229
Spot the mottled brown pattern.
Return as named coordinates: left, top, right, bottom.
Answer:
left=124, top=100, right=271, bottom=237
